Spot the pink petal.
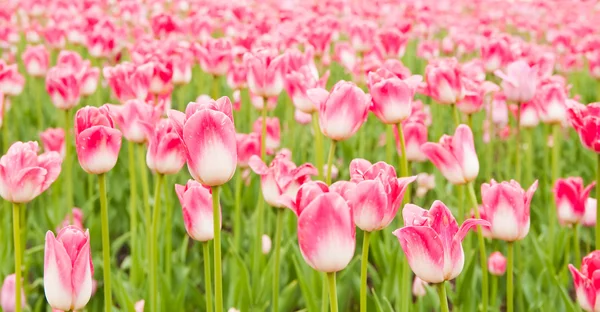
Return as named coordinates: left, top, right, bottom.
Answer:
left=392, top=226, right=446, bottom=283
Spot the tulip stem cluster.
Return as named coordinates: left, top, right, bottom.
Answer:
left=360, top=231, right=371, bottom=312
left=436, top=283, right=449, bottom=312
left=507, top=242, right=514, bottom=312
left=273, top=209, right=284, bottom=312
left=596, top=153, right=600, bottom=249
left=326, top=140, right=336, bottom=184
left=98, top=173, right=112, bottom=312
left=467, top=182, right=488, bottom=312
left=149, top=174, right=164, bottom=312
left=212, top=185, right=223, bottom=312
left=203, top=242, right=213, bottom=312
left=12, top=203, right=22, bottom=312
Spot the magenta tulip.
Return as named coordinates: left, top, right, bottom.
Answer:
left=569, top=251, right=600, bottom=312
left=554, top=177, right=595, bottom=225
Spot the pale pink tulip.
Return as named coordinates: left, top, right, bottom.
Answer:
left=0, top=61, right=24, bottom=97
left=236, top=132, right=261, bottom=168
left=22, top=45, right=49, bottom=77
left=40, top=128, right=66, bottom=159
left=424, top=58, right=464, bottom=104
left=45, top=66, right=81, bottom=110
left=175, top=180, right=219, bottom=242
left=74, top=106, right=122, bottom=174
left=494, top=60, right=538, bottom=103
left=143, top=119, right=186, bottom=175
left=1, top=274, right=25, bottom=312
left=244, top=49, right=286, bottom=98
left=367, top=68, right=422, bottom=124
left=252, top=117, right=281, bottom=151
left=194, top=39, right=233, bottom=76
left=488, top=251, right=507, bottom=276
left=107, top=99, right=162, bottom=143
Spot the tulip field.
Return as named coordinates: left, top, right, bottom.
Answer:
left=3, top=0, right=600, bottom=312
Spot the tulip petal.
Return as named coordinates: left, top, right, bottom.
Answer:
left=71, top=234, right=93, bottom=310
left=44, top=231, right=74, bottom=311
left=350, top=180, right=387, bottom=231
left=12, top=167, right=47, bottom=203
left=569, top=264, right=595, bottom=312
left=248, top=155, right=269, bottom=175
left=421, top=142, right=465, bottom=185
left=451, top=125, right=479, bottom=182
left=428, top=200, right=459, bottom=250
left=392, top=226, right=445, bottom=283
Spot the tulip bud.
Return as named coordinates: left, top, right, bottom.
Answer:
left=367, top=68, right=422, bottom=124
left=554, top=177, right=595, bottom=226
left=569, top=251, right=600, bottom=312
left=0, top=61, right=25, bottom=97
left=135, top=300, right=145, bottom=312
left=46, top=66, right=81, bottom=110
left=244, top=49, right=286, bottom=98
left=74, top=106, right=122, bottom=174
left=22, top=45, right=49, bottom=77
left=144, top=119, right=186, bottom=175
left=40, top=128, right=66, bottom=159
left=494, top=60, right=537, bottom=103
left=424, top=58, right=464, bottom=104
left=583, top=198, right=597, bottom=227
left=194, top=39, right=233, bottom=76
left=175, top=180, right=220, bottom=242
left=1, top=274, right=26, bottom=312
left=412, top=276, right=428, bottom=298
left=488, top=251, right=507, bottom=276
left=262, top=234, right=272, bottom=254
left=252, top=117, right=281, bottom=151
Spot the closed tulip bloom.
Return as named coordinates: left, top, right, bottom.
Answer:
left=103, top=62, right=153, bottom=102
left=22, top=45, right=49, bottom=77
left=171, top=52, right=193, bottom=85
left=424, top=58, right=464, bottom=104
left=494, top=60, right=538, bottom=103
left=412, top=277, right=428, bottom=298
left=146, top=59, right=173, bottom=95
left=519, top=101, right=540, bottom=128
left=1, top=274, right=26, bottom=312
left=250, top=93, right=278, bottom=111
left=0, top=61, right=25, bottom=97
left=554, top=177, right=595, bottom=225
left=307, top=81, right=371, bottom=141
left=262, top=234, right=272, bottom=254
left=394, top=120, right=428, bottom=162
left=46, top=66, right=81, bottom=110
left=169, top=96, right=237, bottom=186
left=194, top=39, right=233, bottom=76
left=347, top=159, right=416, bottom=231
left=488, top=251, right=507, bottom=276
left=74, top=106, right=122, bottom=174
left=143, top=119, right=186, bottom=175
left=295, top=109, right=312, bottom=125
left=236, top=132, right=261, bottom=168
left=367, top=68, right=422, bottom=124
left=480, top=36, right=512, bottom=72
left=248, top=152, right=317, bottom=208
left=252, top=117, right=280, bottom=151
left=568, top=102, right=600, bottom=153
left=297, top=192, right=356, bottom=272
left=227, top=62, right=247, bottom=90
left=57, top=208, right=84, bottom=232
left=393, top=201, right=489, bottom=283
left=569, top=251, right=600, bottom=312
left=583, top=198, right=597, bottom=227
left=536, top=82, right=568, bottom=124
left=280, top=180, right=331, bottom=216
left=80, top=66, right=100, bottom=97
left=244, top=49, right=286, bottom=98
left=377, top=28, right=408, bottom=58
left=40, top=128, right=66, bottom=159
left=44, top=226, right=93, bottom=312
left=175, top=180, right=219, bottom=242
left=285, top=66, right=329, bottom=114
left=480, top=180, right=538, bottom=242
left=107, top=99, right=161, bottom=143
left=0, top=141, right=62, bottom=203
left=421, top=124, right=479, bottom=185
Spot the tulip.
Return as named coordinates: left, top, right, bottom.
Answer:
left=569, top=251, right=600, bottom=312
left=236, top=132, right=261, bottom=168
left=488, top=252, right=507, bottom=276
left=535, top=81, right=568, bottom=124
left=175, top=180, right=219, bottom=242
left=107, top=99, right=162, bottom=143
left=394, top=120, right=428, bottom=163
left=295, top=109, right=312, bottom=125
left=227, top=62, right=248, bottom=91
left=103, top=62, right=153, bottom=102
left=57, top=208, right=84, bottom=231
left=415, top=173, right=435, bottom=198
left=412, top=277, right=428, bottom=298
left=348, top=20, right=376, bottom=52
left=584, top=198, right=597, bottom=227
left=1, top=274, right=25, bottom=312
left=146, top=59, right=173, bottom=96
left=367, top=68, right=422, bottom=124
left=194, top=38, right=233, bottom=76
left=44, top=226, right=93, bottom=312
left=480, top=36, right=512, bottom=72
left=74, top=106, right=123, bottom=175
left=143, top=119, right=186, bottom=175
left=377, top=28, right=408, bottom=58
left=262, top=234, right=272, bottom=254
left=424, top=58, right=464, bottom=105
left=519, top=101, right=540, bottom=128
left=171, top=52, right=193, bottom=85
left=45, top=66, right=81, bottom=110
left=80, top=66, right=100, bottom=97
left=244, top=49, right=286, bottom=98
left=494, top=60, right=538, bottom=104
left=252, top=117, right=280, bottom=152
left=421, top=124, right=478, bottom=185
left=0, top=61, right=25, bottom=97
left=285, top=66, right=329, bottom=114
left=135, top=300, right=145, bottom=312
left=568, top=102, right=600, bottom=153
left=22, top=45, right=49, bottom=77
left=554, top=177, right=595, bottom=225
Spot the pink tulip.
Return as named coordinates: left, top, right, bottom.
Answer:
left=151, top=12, right=179, bottom=38
left=103, top=62, right=153, bottom=102
left=457, top=81, right=499, bottom=115
left=45, top=66, right=81, bottom=110
left=415, top=173, right=435, bottom=198
left=488, top=251, right=507, bottom=276
left=307, top=81, right=371, bottom=141
left=347, top=159, right=415, bottom=231
left=394, top=119, right=428, bottom=162
left=194, top=38, right=233, bottom=76
left=376, top=28, right=408, bottom=58
left=0, top=141, right=62, bottom=203
left=145, top=59, right=173, bottom=96
left=226, top=62, right=247, bottom=90
left=393, top=201, right=489, bottom=283
left=285, top=66, right=329, bottom=114
left=250, top=93, right=278, bottom=112
left=74, top=106, right=122, bottom=174
left=421, top=124, right=479, bottom=185
left=22, top=45, right=49, bottom=77
left=244, top=49, right=286, bottom=98
left=494, top=60, right=538, bottom=103
left=348, top=20, right=376, bottom=52
left=297, top=191, right=356, bottom=272
left=480, top=180, right=538, bottom=242
left=480, top=36, right=512, bottom=72
left=424, top=58, right=464, bottom=104
left=236, top=132, right=261, bottom=168
left=569, top=251, right=600, bottom=312
left=417, top=40, right=440, bottom=60
left=0, top=61, right=25, bottom=97
left=44, top=226, right=93, bottom=311
left=535, top=81, right=568, bottom=124
left=169, top=96, right=237, bottom=186
left=367, top=68, right=422, bottom=124
left=80, top=67, right=99, bottom=97
left=554, top=177, right=595, bottom=226
left=583, top=198, right=597, bottom=227
left=295, top=109, right=312, bottom=125
left=489, top=93, right=509, bottom=127
left=175, top=180, right=220, bottom=242
left=143, top=119, right=186, bottom=175
left=568, top=102, right=600, bottom=153
left=248, top=151, right=317, bottom=208
left=262, top=234, right=272, bottom=255
left=306, top=26, right=333, bottom=57
left=412, top=277, right=428, bottom=298
left=40, top=128, right=66, bottom=159
left=135, top=300, right=145, bottom=312
left=107, top=99, right=162, bottom=143
left=1, top=274, right=26, bottom=312
left=57, top=208, right=84, bottom=232
left=252, top=117, right=281, bottom=151
left=519, top=101, right=540, bottom=128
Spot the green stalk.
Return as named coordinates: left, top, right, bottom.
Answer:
left=2, top=107, right=9, bottom=152
left=35, top=77, right=44, bottom=129
left=437, top=283, right=449, bottom=312
left=401, top=254, right=411, bottom=312
left=487, top=100, right=495, bottom=180
left=260, top=106, right=268, bottom=158
left=138, top=144, right=151, bottom=263
left=98, top=173, right=112, bottom=312
left=452, top=103, right=460, bottom=126
left=397, top=123, right=411, bottom=203
left=597, top=153, right=600, bottom=249
left=211, top=75, right=220, bottom=99
left=551, top=124, right=561, bottom=241
left=321, top=275, right=329, bottom=312
left=203, top=242, right=213, bottom=312
left=234, top=170, right=243, bottom=250
left=149, top=174, right=164, bottom=312
left=507, top=242, right=514, bottom=312
left=490, top=275, right=498, bottom=309
left=19, top=206, right=27, bottom=299
left=253, top=107, right=268, bottom=285
left=327, top=272, right=338, bottom=312
left=64, top=109, right=74, bottom=224
left=467, top=182, right=488, bottom=312
left=457, top=185, right=465, bottom=223
left=273, top=209, right=284, bottom=312
left=326, top=140, right=336, bottom=185
left=360, top=231, right=371, bottom=312
left=524, top=127, right=533, bottom=185
left=127, top=141, right=139, bottom=285
left=312, top=112, right=324, bottom=180
left=386, top=125, right=394, bottom=164
left=164, top=180, right=174, bottom=281
left=13, top=203, right=22, bottom=312
left=574, top=224, right=580, bottom=267
left=212, top=185, right=223, bottom=312
left=515, top=104, right=521, bottom=182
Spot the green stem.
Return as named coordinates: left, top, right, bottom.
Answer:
left=2, top=108, right=9, bottom=152
left=515, top=104, right=521, bottom=182
left=149, top=174, right=164, bottom=312
left=35, top=78, right=44, bottom=129
left=164, top=180, right=173, bottom=281
left=260, top=106, right=268, bottom=159
left=234, top=170, right=243, bottom=250
left=487, top=101, right=495, bottom=180
left=98, top=173, right=112, bottom=312
left=127, top=141, right=139, bottom=285
left=321, top=275, right=328, bottom=312
left=467, top=113, right=473, bottom=129
left=326, top=140, right=336, bottom=185
left=211, top=75, right=220, bottom=100
left=273, top=209, right=284, bottom=312
left=138, top=144, right=151, bottom=265
left=19, top=205, right=27, bottom=299
left=13, top=203, right=22, bottom=312
left=401, top=253, right=411, bottom=312
left=64, top=109, right=74, bottom=224
left=551, top=124, right=561, bottom=246
left=437, top=283, right=449, bottom=312
left=203, top=242, right=213, bottom=312
left=452, top=103, right=460, bottom=127
left=574, top=224, right=581, bottom=268
left=360, top=231, right=371, bottom=312
left=507, top=242, right=514, bottom=312
left=327, top=272, right=338, bottom=312
left=597, top=154, right=600, bottom=250
left=524, top=127, right=533, bottom=185
left=212, top=185, right=223, bottom=312
left=386, top=125, right=394, bottom=164
left=457, top=185, right=465, bottom=223
left=467, top=182, right=488, bottom=312
left=312, top=112, right=324, bottom=180
left=397, top=123, right=411, bottom=204
left=490, top=275, right=498, bottom=309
